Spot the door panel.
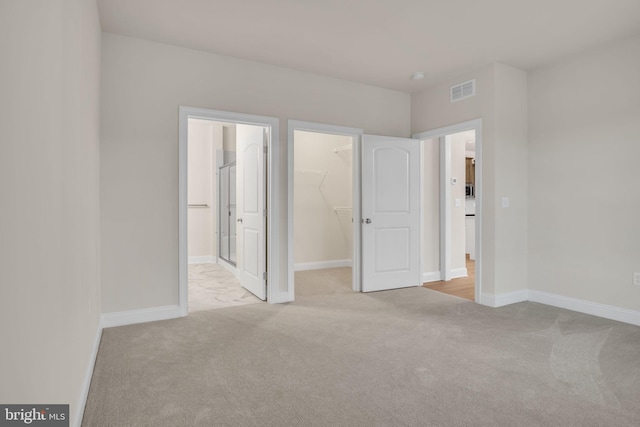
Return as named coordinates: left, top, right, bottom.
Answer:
left=374, top=148, right=410, bottom=212
left=243, top=229, right=259, bottom=276
left=236, top=124, right=267, bottom=300
left=375, top=227, right=410, bottom=272
left=362, top=135, right=420, bottom=292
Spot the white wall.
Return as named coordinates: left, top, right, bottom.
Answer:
left=412, top=63, right=528, bottom=297
left=528, top=35, right=640, bottom=310
left=0, top=1, right=102, bottom=425
left=422, top=139, right=440, bottom=274
left=294, top=131, right=353, bottom=267
left=100, top=33, right=410, bottom=312
left=493, top=63, right=528, bottom=294
left=187, top=119, right=222, bottom=260
left=223, top=125, right=237, bottom=163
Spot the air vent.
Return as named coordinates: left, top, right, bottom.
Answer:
left=450, top=79, right=475, bottom=102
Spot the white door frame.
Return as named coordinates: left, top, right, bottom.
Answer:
left=287, top=120, right=364, bottom=298
left=413, top=119, right=483, bottom=303
left=439, top=135, right=452, bottom=282
left=179, top=107, right=281, bottom=316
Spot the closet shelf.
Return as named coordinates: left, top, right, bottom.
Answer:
left=333, top=144, right=352, bottom=154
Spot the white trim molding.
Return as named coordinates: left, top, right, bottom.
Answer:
left=528, top=290, right=640, bottom=326
left=421, top=269, right=466, bottom=283
left=451, top=268, right=468, bottom=279
left=480, top=290, right=529, bottom=308
left=101, top=305, right=182, bottom=328
left=294, top=259, right=352, bottom=271
left=74, top=320, right=103, bottom=427
left=422, top=271, right=442, bottom=283
left=188, top=256, right=215, bottom=264
left=477, top=289, right=640, bottom=326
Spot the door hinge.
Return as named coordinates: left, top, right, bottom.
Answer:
left=263, top=272, right=267, bottom=280
left=264, top=146, right=268, bottom=154
left=263, top=209, right=267, bottom=217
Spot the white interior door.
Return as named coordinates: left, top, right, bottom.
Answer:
left=361, top=135, right=421, bottom=292
left=236, top=124, right=267, bottom=300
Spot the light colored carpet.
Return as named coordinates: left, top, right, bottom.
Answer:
left=83, top=272, right=640, bottom=426
left=188, top=263, right=261, bottom=312
left=295, top=267, right=353, bottom=297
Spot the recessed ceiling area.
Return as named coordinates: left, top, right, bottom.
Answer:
left=97, top=0, right=640, bottom=93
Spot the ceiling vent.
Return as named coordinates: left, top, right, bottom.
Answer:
left=450, top=79, right=475, bottom=102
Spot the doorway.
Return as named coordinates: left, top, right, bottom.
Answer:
left=287, top=121, right=363, bottom=297
left=179, top=107, right=282, bottom=315
left=413, top=119, right=483, bottom=303
left=292, top=129, right=355, bottom=297
left=288, top=121, right=423, bottom=297
left=185, top=119, right=260, bottom=311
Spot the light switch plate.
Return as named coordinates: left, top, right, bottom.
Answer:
left=501, top=197, right=510, bottom=208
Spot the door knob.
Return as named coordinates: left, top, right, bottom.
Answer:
left=362, top=218, right=372, bottom=224
left=237, top=218, right=243, bottom=223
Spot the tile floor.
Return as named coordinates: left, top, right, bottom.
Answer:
left=188, top=263, right=262, bottom=312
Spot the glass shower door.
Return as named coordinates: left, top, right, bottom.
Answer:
left=218, top=163, right=236, bottom=265
left=229, top=164, right=237, bottom=264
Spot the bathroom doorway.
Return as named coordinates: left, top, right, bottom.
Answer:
left=179, top=107, right=280, bottom=314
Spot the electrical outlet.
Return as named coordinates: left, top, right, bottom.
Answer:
left=634, top=272, right=640, bottom=286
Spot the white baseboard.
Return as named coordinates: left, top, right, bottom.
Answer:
left=528, top=290, right=640, bottom=326
left=422, top=268, right=467, bottom=283
left=295, top=259, right=352, bottom=271
left=477, top=289, right=640, bottom=326
left=74, top=318, right=103, bottom=427
left=422, top=271, right=442, bottom=283
left=102, top=304, right=183, bottom=328
left=188, top=256, right=215, bottom=264
left=480, top=289, right=529, bottom=308
left=451, top=268, right=468, bottom=279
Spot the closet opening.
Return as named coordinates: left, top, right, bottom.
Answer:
left=292, top=129, right=355, bottom=297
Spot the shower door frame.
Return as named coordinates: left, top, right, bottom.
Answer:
left=218, top=161, right=237, bottom=267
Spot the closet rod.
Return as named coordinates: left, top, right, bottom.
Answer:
left=188, top=203, right=209, bottom=208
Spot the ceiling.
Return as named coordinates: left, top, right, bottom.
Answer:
left=97, top=0, right=640, bottom=93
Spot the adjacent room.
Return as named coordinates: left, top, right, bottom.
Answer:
left=424, top=130, right=478, bottom=301
left=186, top=118, right=262, bottom=311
